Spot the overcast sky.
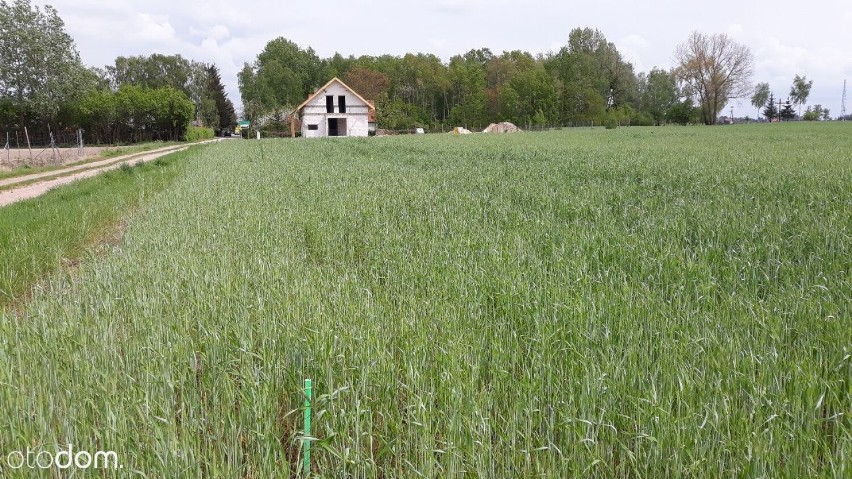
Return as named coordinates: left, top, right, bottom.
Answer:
left=35, top=0, right=852, bottom=118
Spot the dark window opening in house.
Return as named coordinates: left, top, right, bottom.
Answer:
left=307, top=124, right=318, bottom=131
left=338, top=95, right=346, bottom=113
left=326, top=95, right=334, bottom=113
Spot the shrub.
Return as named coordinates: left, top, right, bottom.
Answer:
left=184, top=126, right=215, bottom=142
left=630, top=111, right=656, bottom=126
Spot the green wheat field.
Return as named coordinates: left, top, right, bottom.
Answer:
left=1, top=124, right=850, bottom=477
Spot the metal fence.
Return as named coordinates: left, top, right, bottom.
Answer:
left=1, top=127, right=85, bottom=168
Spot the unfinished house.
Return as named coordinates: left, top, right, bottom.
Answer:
left=292, top=78, right=375, bottom=138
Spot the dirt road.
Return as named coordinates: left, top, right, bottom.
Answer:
left=0, top=140, right=222, bottom=208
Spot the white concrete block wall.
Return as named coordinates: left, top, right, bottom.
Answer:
left=300, top=80, right=371, bottom=138
left=302, top=114, right=326, bottom=138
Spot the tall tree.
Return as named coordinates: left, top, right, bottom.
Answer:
left=499, top=62, right=556, bottom=127
left=106, top=53, right=211, bottom=123
left=108, top=54, right=193, bottom=91
left=447, top=51, right=487, bottom=128
left=674, top=32, right=754, bottom=125
left=206, top=64, right=236, bottom=133
left=751, top=82, right=770, bottom=119
left=0, top=0, right=91, bottom=126
left=545, top=28, right=637, bottom=125
left=763, top=93, right=778, bottom=121
left=789, top=74, right=812, bottom=116
left=637, top=68, right=678, bottom=125
left=342, top=67, right=389, bottom=102
left=325, top=52, right=355, bottom=78
left=237, top=37, right=324, bottom=113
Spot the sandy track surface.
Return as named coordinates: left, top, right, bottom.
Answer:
left=0, top=140, right=222, bottom=208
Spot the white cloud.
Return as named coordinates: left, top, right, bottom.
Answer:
left=208, top=25, right=231, bottom=42
left=134, top=13, right=176, bottom=44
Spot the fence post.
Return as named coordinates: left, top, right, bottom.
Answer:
left=24, top=127, right=32, bottom=162
left=48, top=126, right=58, bottom=162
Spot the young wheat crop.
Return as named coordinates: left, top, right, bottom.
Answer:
left=1, top=124, right=850, bottom=477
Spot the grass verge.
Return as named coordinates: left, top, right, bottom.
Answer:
left=0, top=149, right=190, bottom=308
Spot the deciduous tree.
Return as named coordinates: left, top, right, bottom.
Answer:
left=802, top=104, right=824, bottom=121
left=789, top=74, right=813, bottom=116
left=751, top=82, right=770, bottom=118
left=667, top=98, right=698, bottom=125
left=638, top=68, right=678, bottom=125
left=447, top=51, right=487, bottom=128
left=106, top=54, right=212, bottom=123
left=544, top=28, right=637, bottom=125
left=108, top=54, right=192, bottom=92
left=342, top=67, right=390, bottom=102
left=674, top=32, right=754, bottom=125
left=0, top=0, right=90, bottom=125
left=499, top=64, right=556, bottom=127
left=237, top=37, right=325, bottom=112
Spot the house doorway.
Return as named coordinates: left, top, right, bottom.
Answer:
left=328, top=118, right=347, bottom=137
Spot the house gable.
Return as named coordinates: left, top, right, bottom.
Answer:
left=295, top=78, right=373, bottom=138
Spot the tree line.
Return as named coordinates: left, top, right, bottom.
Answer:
left=239, top=30, right=786, bottom=131
left=750, top=75, right=830, bottom=122
left=0, top=0, right=236, bottom=144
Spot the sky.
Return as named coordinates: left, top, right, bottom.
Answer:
left=34, top=0, right=852, bottom=118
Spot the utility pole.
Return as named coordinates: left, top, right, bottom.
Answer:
left=730, top=107, right=734, bottom=124
left=841, top=80, right=847, bottom=120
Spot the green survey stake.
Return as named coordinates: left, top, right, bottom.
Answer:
left=304, top=378, right=312, bottom=477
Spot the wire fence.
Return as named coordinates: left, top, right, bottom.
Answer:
left=1, top=127, right=88, bottom=169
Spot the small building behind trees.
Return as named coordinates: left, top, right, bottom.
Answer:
left=291, top=78, right=375, bottom=138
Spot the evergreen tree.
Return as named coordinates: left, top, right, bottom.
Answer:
left=206, top=64, right=236, bottom=134
left=763, top=93, right=778, bottom=121
left=780, top=100, right=796, bottom=121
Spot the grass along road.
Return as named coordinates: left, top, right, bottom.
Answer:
left=0, top=148, right=192, bottom=307
left=1, top=124, right=850, bottom=477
